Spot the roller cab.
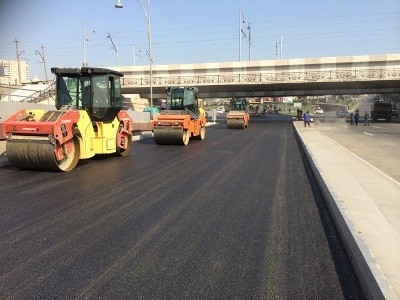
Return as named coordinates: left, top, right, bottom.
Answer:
left=153, top=87, right=206, bottom=145
left=2, top=67, right=133, bottom=171
left=226, top=98, right=249, bottom=129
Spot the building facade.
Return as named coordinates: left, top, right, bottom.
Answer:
left=0, top=60, right=30, bottom=85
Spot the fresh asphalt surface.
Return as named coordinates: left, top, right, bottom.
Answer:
left=0, top=116, right=364, bottom=299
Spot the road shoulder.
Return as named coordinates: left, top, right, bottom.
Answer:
left=293, top=121, right=399, bottom=299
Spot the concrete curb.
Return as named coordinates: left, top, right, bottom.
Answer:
left=293, top=123, right=397, bottom=300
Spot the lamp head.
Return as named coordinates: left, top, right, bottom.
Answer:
left=115, top=0, right=123, bottom=8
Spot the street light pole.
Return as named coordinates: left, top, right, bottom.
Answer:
left=146, top=0, right=153, bottom=120
left=115, top=0, right=153, bottom=120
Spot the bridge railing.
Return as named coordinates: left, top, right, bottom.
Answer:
left=121, top=68, right=400, bottom=87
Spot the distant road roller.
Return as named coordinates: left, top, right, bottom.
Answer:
left=153, top=87, right=206, bottom=145
left=2, top=67, right=134, bottom=171
left=226, top=98, right=249, bottom=129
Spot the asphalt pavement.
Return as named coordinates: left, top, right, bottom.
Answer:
left=0, top=116, right=364, bottom=299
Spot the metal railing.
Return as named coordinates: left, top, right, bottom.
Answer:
left=121, top=68, right=400, bottom=87
left=0, top=80, right=55, bottom=103
left=22, top=80, right=56, bottom=103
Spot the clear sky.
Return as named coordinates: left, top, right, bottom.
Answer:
left=0, top=0, right=399, bottom=80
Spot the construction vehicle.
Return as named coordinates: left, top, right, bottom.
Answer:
left=371, top=100, right=392, bottom=122
left=226, top=98, right=249, bottom=129
left=2, top=67, right=134, bottom=171
left=153, top=87, right=206, bottom=145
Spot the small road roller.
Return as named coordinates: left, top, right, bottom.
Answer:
left=2, top=67, right=134, bottom=171
left=226, top=98, right=249, bottom=129
left=153, top=87, right=206, bottom=145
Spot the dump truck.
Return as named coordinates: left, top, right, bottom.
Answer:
left=226, top=98, right=249, bottom=129
left=371, top=101, right=392, bottom=122
left=153, top=87, right=206, bottom=145
left=2, top=67, right=134, bottom=171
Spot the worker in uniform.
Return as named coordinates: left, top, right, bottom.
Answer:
left=199, top=106, right=206, bottom=117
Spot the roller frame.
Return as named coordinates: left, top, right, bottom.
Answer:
left=153, top=112, right=206, bottom=145
left=2, top=108, right=134, bottom=171
left=226, top=110, right=249, bottom=129
left=6, top=135, right=80, bottom=171
left=153, top=127, right=190, bottom=145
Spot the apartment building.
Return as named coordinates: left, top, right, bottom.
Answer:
left=0, top=60, right=30, bottom=85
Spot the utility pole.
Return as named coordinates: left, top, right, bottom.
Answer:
left=132, top=45, right=142, bottom=66
left=276, top=36, right=284, bottom=60
left=83, top=21, right=95, bottom=66
left=248, top=23, right=252, bottom=61
left=83, top=21, right=87, bottom=66
left=133, top=45, right=136, bottom=66
left=239, top=10, right=246, bottom=62
left=35, top=45, right=48, bottom=81
left=13, top=39, right=24, bottom=84
left=107, top=33, right=120, bottom=66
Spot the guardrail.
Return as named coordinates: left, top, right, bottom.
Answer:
left=0, top=81, right=55, bottom=103
left=21, top=80, right=55, bottom=103
left=121, top=68, right=400, bottom=87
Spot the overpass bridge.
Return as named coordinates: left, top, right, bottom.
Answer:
left=113, top=54, right=400, bottom=99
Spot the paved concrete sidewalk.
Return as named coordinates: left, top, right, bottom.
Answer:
left=294, top=121, right=400, bottom=299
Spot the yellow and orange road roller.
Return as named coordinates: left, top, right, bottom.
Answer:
left=2, top=67, right=134, bottom=171
left=226, top=98, right=249, bottom=129
left=153, top=87, right=206, bottom=145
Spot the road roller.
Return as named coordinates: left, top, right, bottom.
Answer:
left=226, top=98, right=249, bottom=129
left=2, top=67, right=134, bottom=171
left=153, top=87, right=206, bottom=145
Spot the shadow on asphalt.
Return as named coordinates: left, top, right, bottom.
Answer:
left=293, top=125, right=365, bottom=298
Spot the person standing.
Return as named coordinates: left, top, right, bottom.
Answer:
left=304, top=111, right=311, bottom=127
left=364, top=111, right=370, bottom=126
left=199, top=106, right=206, bottom=117
left=354, top=109, right=359, bottom=125
left=350, top=111, right=354, bottom=125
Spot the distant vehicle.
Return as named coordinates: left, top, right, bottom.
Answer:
left=143, top=106, right=160, bottom=113
left=315, top=108, right=323, bottom=114
left=392, top=109, right=399, bottom=117
left=216, top=106, right=225, bottom=114
left=226, top=98, right=249, bottom=129
left=153, top=87, right=206, bottom=145
left=371, top=101, right=392, bottom=122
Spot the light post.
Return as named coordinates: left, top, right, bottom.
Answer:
left=115, top=0, right=153, bottom=119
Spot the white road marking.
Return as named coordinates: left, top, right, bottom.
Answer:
left=363, top=132, right=373, bottom=136
left=373, top=125, right=380, bottom=128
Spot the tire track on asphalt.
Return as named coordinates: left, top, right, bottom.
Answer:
left=0, top=127, right=244, bottom=244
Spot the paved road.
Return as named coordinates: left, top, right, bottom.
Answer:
left=315, top=120, right=400, bottom=182
left=0, top=117, right=363, bottom=299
